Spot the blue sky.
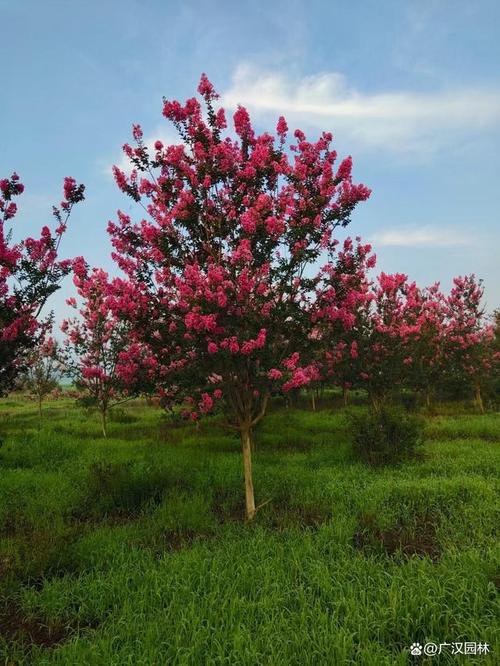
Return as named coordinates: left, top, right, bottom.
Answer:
left=2, top=0, right=499, bottom=321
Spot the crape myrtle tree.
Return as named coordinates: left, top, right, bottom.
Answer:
left=312, top=236, right=376, bottom=406
left=399, top=282, right=448, bottom=409
left=491, top=308, right=500, bottom=403
left=316, top=269, right=415, bottom=407
left=360, top=273, right=455, bottom=409
left=286, top=240, right=374, bottom=413
left=62, top=260, right=157, bottom=437
left=444, top=275, right=498, bottom=412
left=354, top=272, right=423, bottom=409
left=107, top=74, right=371, bottom=519
left=24, top=334, right=63, bottom=420
left=0, top=173, right=84, bottom=395
left=381, top=279, right=448, bottom=410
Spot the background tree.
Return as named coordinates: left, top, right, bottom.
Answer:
left=0, top=173, right=84, bottom=395
left=62, top=261, right=156, bottom=437
left=444, top=275, right=496, bottom=412
left=350, top=273, right=417, bottom=409
left=24, top=335, right=63, bottom=420
left=395, top=282, right=447, bottom=410
left=107, top=74, right=370, bottom=519
left=312, top=236, right=376, bottom=406
left=490, top=308, right=500, bottom=406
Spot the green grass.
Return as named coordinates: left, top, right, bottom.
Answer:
left=0, top=396, right=499, bottom=665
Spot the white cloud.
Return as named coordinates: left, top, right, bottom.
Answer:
left=221, top=63, right=500, bottom=155
left=370, top=226, right=472, bottom=248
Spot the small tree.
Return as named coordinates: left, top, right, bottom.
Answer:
left=397, top=282, right=447, bottom=410
left=107, top=74, right=371, bottom=519
left=0, top=173, right=84, bottom=395
left=25, top=335, right=63, bottom=420
left=444, top=275, right=496, bottom=412
left=312, top=236, right=376, bottom=405
left=62, top=261, right=156, bottom=436
left=490, top=309, right=500, bottom=406
left=349, top=272, right=418, bottom=409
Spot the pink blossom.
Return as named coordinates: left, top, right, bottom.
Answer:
left=231, top=239, right=253, bottom=263
left=233, top=106, right=254, bottom=141
left=276, top=116, right=288, bottom=138
left=199, top=392, right=214, bottom=413
left=198, top=73, right=218, bottom=100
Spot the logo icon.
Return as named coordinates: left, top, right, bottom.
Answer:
left=424, top=643, right=438, bottom=656
left=410, top=643, right=423, bottom=656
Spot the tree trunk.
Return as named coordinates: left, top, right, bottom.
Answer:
left=38, top=395, right=43, bottom=422
left=475, top=384, right=484, bottom=414
left=425, top=388, right=432, bottom=412
left=100, top=408, right=108, bottom=438
left=342, top=386, right=349, bottom=407
left=0, top=411, right=7, bottom=449
left=241, top=426, right=256, bottom=521
left=370, top=393, right=381, bottom=412
left=311, top=391, right=316, bottom=411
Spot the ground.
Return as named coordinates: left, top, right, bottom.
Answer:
left=0, top=394, right=498, bottom=665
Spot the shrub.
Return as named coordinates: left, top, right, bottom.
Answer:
left=348, top=406, right=424, bottom=466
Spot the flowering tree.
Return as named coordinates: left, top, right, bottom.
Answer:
left=0, top=173, right=84, bottom=395
left=346, top=274, right=450, bottom=409
left=312, top=236, right=376, bottom=405
left=491, top=309, right=500, bottom=404
left=342, top=272, right=415, bottom=408
left=393, top=282, right=447, bottom=409
left=327, top=272, right=497, bottom=412
left=24, top=335, right=63, bottom=420
left=62, top=260, right=156, bottom=437
left=444, top=275, right=497, bottom=412
left=493, top=309, right=500, bottom=348
left=107, top=74, right=371, bottom=519
left=314, top=270, right=412, bottom=408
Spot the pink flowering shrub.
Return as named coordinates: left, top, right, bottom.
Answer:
left=0, top=173, right=84, bottom=395
left=107, top=74, right=371, bottom=518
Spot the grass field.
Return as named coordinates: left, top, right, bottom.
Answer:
left=0, top=395, right=498, bottom=665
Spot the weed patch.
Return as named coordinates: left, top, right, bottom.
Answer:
left=354, top=510, right=441, bottom=560
left=0, top=598, right=99, bottom=651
